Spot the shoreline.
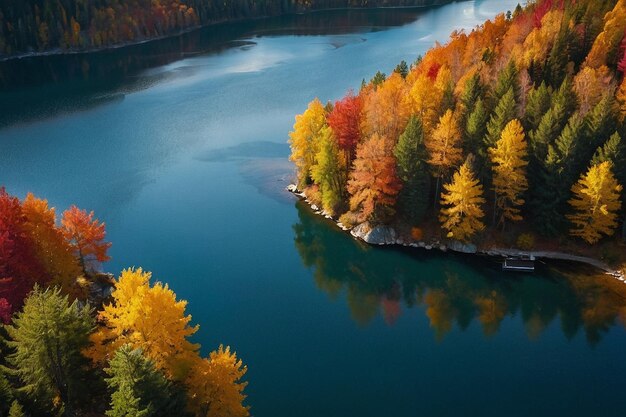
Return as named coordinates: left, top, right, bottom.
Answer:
left=287, top=184, right=626, bottom=283
left=0, top=2, right=459, bottom=63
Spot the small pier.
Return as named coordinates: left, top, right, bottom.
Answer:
left=502, top=256, right=535, bottom=272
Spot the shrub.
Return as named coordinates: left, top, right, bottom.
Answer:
left=516, top=233, right=535, bottom=251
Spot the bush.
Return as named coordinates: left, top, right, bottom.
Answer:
left=411, top=227, right=423, bottom=241
left=339, top=212, right=359, bottom=229
left=516, top=233, right=535, bottom=251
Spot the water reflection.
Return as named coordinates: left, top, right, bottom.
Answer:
left=292, top=201, right=626, bottom=344
left=0, top=7, right=427, bottom=127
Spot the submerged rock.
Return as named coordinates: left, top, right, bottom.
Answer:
left=447, top=240, right=478, bottom=254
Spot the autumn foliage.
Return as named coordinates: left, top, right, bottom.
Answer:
left=289, top=0, right=626, bottom=246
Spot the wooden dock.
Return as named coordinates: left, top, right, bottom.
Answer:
left=502, top=257, right=535, bottom=272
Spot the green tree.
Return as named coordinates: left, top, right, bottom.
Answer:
left=465, top=98, right=488, bottom=157
left=483, top=88, right=517, bottom=173
left=311, top=126, right=346, bottom=216
left=584, top=94, right=619, bottom=163
left=492, top=60, right=520, bottom=104
left=394, top=60, right=409, bottom=78
left=105, top=345, right=187, bottom=417
left=523, top=82, right=552, bottom=133
left=394, top=116, right=430, bottom=225
left=7, top=286, right=94, bottom=417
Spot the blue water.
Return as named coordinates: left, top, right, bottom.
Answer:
left=1, top=1, right=626, bottom=415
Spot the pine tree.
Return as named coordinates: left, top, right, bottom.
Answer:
left=492, top=60, right=520, bottom=104
left=567, top=162, right=622, bottom=244
left=465, top=98, right=489, bottom=157
left=484, top=88, right=517, bottom=153
left=394, top=116, right=430, bottom=225
left=7, top=286, right=94, bottom=416
left=394, top=60, right=409, bottom=78
left=523, top=82, right=552, bottom=133
left=0, top=372, right=13, bottom=415
left=489, top=119, right=529, bottom=229
left=105, top=345, right=187, bottom=417
left=584, top=94, right=619, bottom=162
left=439, top=161, right=486, bottom=242
left=311, top=127, right=346, bottom=216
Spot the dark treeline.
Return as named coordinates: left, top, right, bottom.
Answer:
left=0, top=0, right=450, bottom=56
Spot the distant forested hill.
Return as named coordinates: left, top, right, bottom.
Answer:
left=0, top=0, right=451, bottom=56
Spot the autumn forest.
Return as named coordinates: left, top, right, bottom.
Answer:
left=289, top=0, right=626, bottom=252
left=3, top=0, right=626, bottom=416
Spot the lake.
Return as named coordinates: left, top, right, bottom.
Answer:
left=1, top=1, right=626, bottom=416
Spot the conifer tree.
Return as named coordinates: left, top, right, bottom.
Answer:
left=584, top=94, right=619, bottom=161
left=523, top=82, right=552, bottom=133
left=105, top=345, right=186, bottom=417
left=484, top=88, right=517, bottom=153
left=492, top=60, right=520, bottom=104
left=311, top=127, right=346, bottom=216
left=394, top=60, right=409, bottom=78
left=394, top=116, right=430, bottom=225
left=7, top=286, right=94, bottom=417
left=465, top=98, right=489, bottom=157
left=439, top=161, right=486, bottom=241
left=489, top=119, right=529, bottom=229
left=567, top=162, right=622, bottom=244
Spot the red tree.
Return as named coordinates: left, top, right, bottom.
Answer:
left=327, top=92, right=362, bottom=162
left=0, top=188, right=48, bottom=318
left=618, top=31, right=626, bottom=75
left=61, top=205, right=111, bottom=273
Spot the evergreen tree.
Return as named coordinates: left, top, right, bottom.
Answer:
left=371, top=71, right=386, bottom=87
left=483, top=88, right=517, bottom=175
left=523, top=82, right=552, bottom=133
left=105, top=345, right=187, bottom=417
left=394, top=116, right=430, bottom=225
left=584, top=94, right=619, bottom=163
left=0, top=372, right=13, bottom=415
left=465, top=98, right=489, bottom=157
left=6, top=286, right=95, bottom=417
left=394, top=60, right=409, bottom=78
left=545, top=23, right=570, bottom=88
left=492, top=60, right=520, bottom=104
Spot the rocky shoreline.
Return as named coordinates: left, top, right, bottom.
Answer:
left=287, top=184, right=626, bottom=283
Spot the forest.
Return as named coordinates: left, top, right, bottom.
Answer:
left=0, top=0, right=448, bottom=56
left=289, top=0, right=626, bottom=256
left=0, top=188, right=249, bottom=417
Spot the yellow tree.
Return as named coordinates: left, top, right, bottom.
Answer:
left=488, top=119, right=529, bottom=229
left=21, top=193, right=82, bottom=297
left=566, top=162, right=623, bottom=244
left=361, top=72, right=411, bottom=141
left=186, top=346, right=249, bottom=417
left=347, top=133, right=401, bottom=223
left=439, top=161, right=486, bottom=241
left=583, top=0, right=626, bottom=69
left=288, top=98, right=327, bottom=188
left=88, top=268, right=200, bottom=381
left=617, top=77, right=626, bottom=122
left=573, top=66, right=614, bottom=116
left=425, top=109, right=463, bottom=203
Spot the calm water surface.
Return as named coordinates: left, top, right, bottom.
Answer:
left=2, top=1, right=626, bottom=416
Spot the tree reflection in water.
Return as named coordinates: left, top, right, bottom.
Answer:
left=292, top=201, right=626, bottom=345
